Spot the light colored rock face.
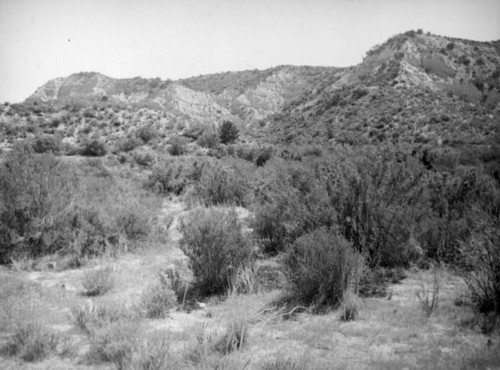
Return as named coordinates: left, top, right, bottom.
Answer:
left=25, top=66, right=332, bottom=127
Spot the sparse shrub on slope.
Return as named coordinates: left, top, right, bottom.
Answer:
left=283, top=227, right=363, bottom=310
left=178, top=207, right=254, bottom=297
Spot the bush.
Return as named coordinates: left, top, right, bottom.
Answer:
left=283, top=227, right=363, bottom=310
left=117, top=137, right=142, bottom=152
left=255, top=147, right=273, bottom=166
left=136, top=331, right=176, bottom=370
left=214, top=318, right=249, bottom=354
left=194, top=164, right=249, bottom=206
left=82, top=266, right=115, bottom=296
left=0, top=146, right=158, bottom=263
left=136, top=125, right=158, bottom=143
left=219, top=121, right=239, bottom=144
left=31, top=135, right=62, bottom=154
left=168, top=136, right=188, bottom=156
left=3, top=322, right=59, bottom=362
left=178, top=207, right=254, bottom=296
left=88, top=320, right=140, bottom=369
left=197, top=127, right=219, bottom=149
left=461, top=209, right=500, bottom=314
left=140, top=272, right=177, bottom=318
left=81, top=139, right=107, bottom=156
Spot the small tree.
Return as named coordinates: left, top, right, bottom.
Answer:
left=219, top=121, right=239, bottom=144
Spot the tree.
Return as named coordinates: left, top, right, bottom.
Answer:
left=219, top=121, right=239, bottom=144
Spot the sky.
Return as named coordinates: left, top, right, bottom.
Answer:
left=0, top=0, right=499, bottom=103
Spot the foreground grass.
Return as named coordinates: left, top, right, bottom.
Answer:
left=1, top=254, right=498, bottom=370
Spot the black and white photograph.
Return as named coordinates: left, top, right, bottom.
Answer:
left=1, top=0, right=499, bottom=368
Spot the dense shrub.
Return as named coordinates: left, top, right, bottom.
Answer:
left=81, top=139, right=107, bottom=156
left=0, top=147, right=158, bottom=263
left=461, top=209, right=500, bottom=314
left=168, top=135, right=188, bottom=156
left=136, top=125, right=158, bottom=143
left=197, top=127, right=219, bottom=149
left=145, top=158, right=200, bottom=195
left=31, top=134, right=62, bottom=154
left=194, top=164, right=249, bottom=206
left=117, top=137, right=142, bottom=152
left=283, top=227, right=363, bottom=310
left=178, top=207, right=254, bottom=296
left=219, top=120, right=239, bottom=144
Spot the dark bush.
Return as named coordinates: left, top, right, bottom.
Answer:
left=461, top=208, right=500, bottom=314
left=178, top=207, right=254, bottom=296
left=255, top=147, right=273, bottom=166
left=219, top=120, right=239, bottom=144
left=31, top=135, right=62, bottom=154
left=81, top=139, right=106, bottom=156
left=168, top=136, right=188, bottom=156
left=283, top=227, right=363, bottom=310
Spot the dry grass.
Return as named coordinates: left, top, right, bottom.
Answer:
left=1, top=222, right=498, bottom=370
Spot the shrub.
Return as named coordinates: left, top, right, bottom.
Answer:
left=178, top=207, right=254, bottom=296
left=117, top=137, right=142, bottom=152
left=140, top=272, right=177, bottom=318
left=214, top=318, right=249, bottom=354
left=81, top=139, right=107, bottom=156
left=146, top=159, right=192, bottom=195
left=136, top=331, right=176, bottom=370
left=461, top=209, right=500, bottom=314
left=0, top=146, right=158, bottom=263
left=283, top=227, right=363, bottom=310
left=31, top=134, right=62, bottom=154
left=168, top=136, right=188, bottom=156
left=136, top=125, right=158, bottom=143
left=197, top=127, right=219, bottom=149
left=88, top=320, right=140, bottom=369
left=255, top=147, right=273, bottom=166
left=82, top=266, right=115, bottom=296
left=3, top=322, right=59, bottom=362
left=194, top=164, right=249, bottom=206
left=219, top=120, right=239, bottom=144
left=415, top=268, right=441, bottom=317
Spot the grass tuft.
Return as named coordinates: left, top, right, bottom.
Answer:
left=82, top=266, right=115, bottom=296
left=2, top=322, right=59, bottom=362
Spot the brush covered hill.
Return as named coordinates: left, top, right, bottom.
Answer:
left=24, top=66, right=339, bottom=127
left=262, top=31, right=500, bottom=147
left=1, top=30, right=499, bottom=155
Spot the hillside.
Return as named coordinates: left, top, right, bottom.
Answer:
left=25, top=66, right=340, bottom=127
left=262, top=31, right=500, bottom=146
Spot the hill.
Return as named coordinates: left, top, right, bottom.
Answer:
left=261, top=31, right=500, bottom=146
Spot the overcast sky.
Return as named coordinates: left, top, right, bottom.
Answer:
left=1, top=0, right=499, bottom=103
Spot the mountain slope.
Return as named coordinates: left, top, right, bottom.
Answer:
left=26, top=66, right=340, bottom=127
left=262, top=31, right=500, bottom=146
